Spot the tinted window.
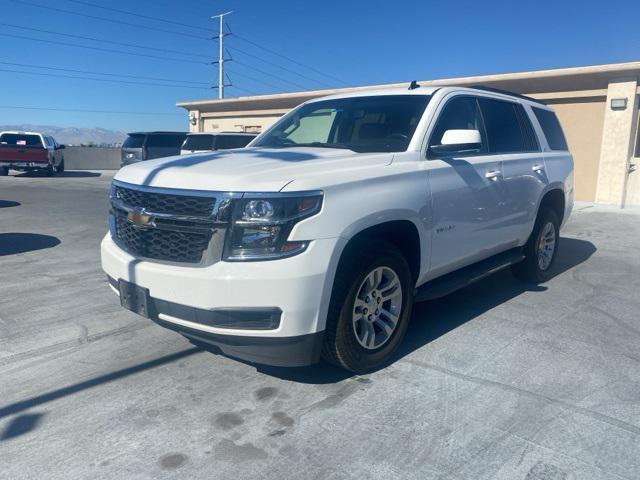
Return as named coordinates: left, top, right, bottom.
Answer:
left=215, top=135, right=254, bottom=150
left=182, top=135, right=214, bottom=151
left=533, top=107, right=568, bottom=151
left=430, top=96, right=486, bottom=154
left=146, top=134, right=186, bottom=148
left=478, top=98, right=530, bottom=153
left=123, top=135, right=145, bottom=148
left=0, top=133, right=43, bottom=147
left=255, top=95, right=431, bottom=153
left=515, top=106, right=540, bottom=151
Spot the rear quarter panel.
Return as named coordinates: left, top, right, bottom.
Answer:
left=543, top=151, right=574, bottom=227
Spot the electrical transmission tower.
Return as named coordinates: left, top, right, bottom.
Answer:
left=212, top=11, right=232, bottom=99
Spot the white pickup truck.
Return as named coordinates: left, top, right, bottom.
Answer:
left=101, top=85, right=573, bottom=372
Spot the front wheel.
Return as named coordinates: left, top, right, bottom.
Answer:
left=322, top=241, right=413, bottom=373
left=512, top=208, right=560, bottom=283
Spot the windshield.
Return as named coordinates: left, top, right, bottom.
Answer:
left=182, top=135, right=214, bottom=151
left=254, top=95, right=431, bottom=153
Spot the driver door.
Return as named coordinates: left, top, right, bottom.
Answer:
left=424, top=94, right=510, bottom=278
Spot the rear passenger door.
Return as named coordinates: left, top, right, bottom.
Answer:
left=478, top=97, right=547, bottom=244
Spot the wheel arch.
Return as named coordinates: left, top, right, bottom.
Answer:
left=537, top=186, right=566, bottom=226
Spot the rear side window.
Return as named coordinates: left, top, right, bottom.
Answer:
left=0, top=133, right=43, bottom=147
left=123, top=135, right=145, bottom=148
left=215, top=135, right=255, bottom=150
left=182, top=135, right=214, bottom=151
left=146, top=134, right=186, bottom=148
left=478, top=98, right=533, bottom=153
left=533, top=107, right=568, bottom=151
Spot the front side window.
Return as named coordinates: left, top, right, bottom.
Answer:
left=429, top=96, right=487, bottom=154
left=255, top=95, right=431, bottom=153
left=532, top=107, right=568, bottom=151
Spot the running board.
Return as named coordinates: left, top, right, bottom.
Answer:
left=414, top=249, right=525, bottom=303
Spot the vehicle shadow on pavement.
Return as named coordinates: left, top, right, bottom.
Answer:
left=0, top=413, right=44, bottom=441
left=397, top=237, right=597, bottom=363
left=252, top=237, right=597, bottom=383
left=0, top=233, right=61, bottom=256
left=0, top=200, right=20, bottom=208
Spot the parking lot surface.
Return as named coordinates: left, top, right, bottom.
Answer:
left=1, top=171, right=640, bottom=479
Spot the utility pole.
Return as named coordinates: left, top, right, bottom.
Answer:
left=212, top=11, right=232, bottom=99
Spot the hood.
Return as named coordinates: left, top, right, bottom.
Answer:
left=114, top=147, right=393, bottom=192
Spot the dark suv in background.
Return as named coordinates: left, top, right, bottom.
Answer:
left=121, top=131, right=187, bottom=166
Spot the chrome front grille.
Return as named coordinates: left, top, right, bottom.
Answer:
left=110, top=181, right=229, bottom=265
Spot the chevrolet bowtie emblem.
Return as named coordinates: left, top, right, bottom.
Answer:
left=127, top=208, right=152, bottom=226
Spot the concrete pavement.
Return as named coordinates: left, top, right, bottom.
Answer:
left=1, top=171, right=639, bottom=479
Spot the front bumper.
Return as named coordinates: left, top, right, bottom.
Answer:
left=101, top=233, right=340, bottom=366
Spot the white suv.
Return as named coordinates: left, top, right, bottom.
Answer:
left=101, top=85, right=573, bottom=372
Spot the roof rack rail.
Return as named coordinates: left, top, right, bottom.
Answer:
left=469, top=85, right=547, bottom=106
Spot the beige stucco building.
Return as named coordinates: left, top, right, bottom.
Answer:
left=177, top=61, right=640, bottom=206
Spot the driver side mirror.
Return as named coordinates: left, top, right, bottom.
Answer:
left=58, top=144, right=66, bottom=150
left=428, top=129, right=481, bottom=156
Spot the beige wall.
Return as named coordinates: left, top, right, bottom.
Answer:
left=595, top=79, right=639, bottom=204
left=550, top=99, right=606, bottom=201
left=202, top=115, right=281, bottom=133
left=623, top=103, right=640, bottom=205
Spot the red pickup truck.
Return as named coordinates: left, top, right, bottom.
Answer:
left=0, top=131, right=65, bottom=176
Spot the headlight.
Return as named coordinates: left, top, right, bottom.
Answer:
left=224, top=192, right=323, bottom=261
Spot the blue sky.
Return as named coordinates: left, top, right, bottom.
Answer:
left=0, top=0, right=638, bottom=132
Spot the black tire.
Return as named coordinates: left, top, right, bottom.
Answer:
left=0, top=167, right=8, bottom=176
left=322, top=241, right=414, bottom=373
left=45, top=164, right=56, bottom=176
left=512, top=208, right=560, bottom=283
left=58, top=158, right=65, bottom=174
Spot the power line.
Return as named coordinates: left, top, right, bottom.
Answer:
left=0, top=32, right=209, bottom=65
left=9, top=0, right=211, bottom=41
left=0, top=61, right=210, bottom=86
left=228, top=85, right=260, bottom=96
left=233, top=60, right=309, bottom=90
left=0, top=22, right=209, bottom=59
left=62, top=0, right=212, bottom=32
left=227, top=45, right=329, bottom=88
left=0, top=105, right=183, bottom=116
left=0, top=68, right=212, bottom=90
left=232, top=34, right=348, bottom=86
left=226, top=69, right=288, bottom=92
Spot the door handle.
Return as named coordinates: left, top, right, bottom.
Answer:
left=485, top=170, right=501, bottom=180
left=532, top=164, right=544, bottom=172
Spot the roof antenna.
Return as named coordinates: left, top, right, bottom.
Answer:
left=408, top=80, right=420, bottom=90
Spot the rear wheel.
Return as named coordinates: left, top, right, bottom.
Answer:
left=512, top=208, right=560, bottom=283
left=322, top=241, right=413, bottom=373
left=45, top=163, right=57, bottom=176
left=0, top=167, right=8, bottom=176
